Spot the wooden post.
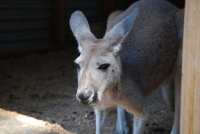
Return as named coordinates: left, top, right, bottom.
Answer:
left=181, top=0, right=200, bottom=134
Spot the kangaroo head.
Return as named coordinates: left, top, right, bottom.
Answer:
left=69, top=9, right=138, bottom=108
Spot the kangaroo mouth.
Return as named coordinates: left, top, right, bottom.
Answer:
left=87, top=92, right=98, bottom=106
left=92, top=92, right=98, bottom=103
left=80, top=91, right=97, bottom=106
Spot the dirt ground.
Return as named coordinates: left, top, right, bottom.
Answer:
left=0, top=108, right=73, bottom=134
left=0, top=50, right=174, bottom=134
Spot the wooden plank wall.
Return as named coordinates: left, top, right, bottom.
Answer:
left=0, top=0, right=52, bottom=55
left=181, top=0, right=200, bottom=133
left=51, top=0, right=64, bottom=47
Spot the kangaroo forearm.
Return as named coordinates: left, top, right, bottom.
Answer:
left=116, top=95, right=144, bottom=117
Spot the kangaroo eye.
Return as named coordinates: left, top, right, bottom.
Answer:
left=98, top=63, right=110, bottom=70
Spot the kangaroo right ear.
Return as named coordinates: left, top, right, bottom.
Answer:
left=104, top=7, right=139, bottom=50
left=69, top=11, right=96, bottom=50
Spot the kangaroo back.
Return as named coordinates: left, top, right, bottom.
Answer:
left=120, top=0, right=180, bottom=95
left=175, top=9, right=184, bottom=41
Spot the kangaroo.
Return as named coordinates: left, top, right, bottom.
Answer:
left=107, top=8, right=183, bottom=134
left=69, top=0, right=182, bottom=133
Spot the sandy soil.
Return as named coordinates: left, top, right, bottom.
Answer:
left=0, top=108, right=73, bottom=134
left=0, top=50, right=174, bottom=134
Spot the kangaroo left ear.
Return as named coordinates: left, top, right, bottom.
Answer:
left=69, top=11, right=96, bottom=52
left=104, top=7, right=139, bottom=53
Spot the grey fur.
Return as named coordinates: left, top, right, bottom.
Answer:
left=70, top=0, right=182, bottom=134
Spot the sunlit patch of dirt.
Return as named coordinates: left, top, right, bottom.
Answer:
left=0, top=108, right=74, bottom=134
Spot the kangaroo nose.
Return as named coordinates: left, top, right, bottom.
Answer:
left=77, top=91, right=93, bottom=104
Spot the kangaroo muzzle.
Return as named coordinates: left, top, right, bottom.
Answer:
left=76, top=89, right=97, bottom=105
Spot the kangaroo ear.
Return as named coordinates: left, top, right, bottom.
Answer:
left=69, top=11, right=96, bottom=49
left=106, top=10, right=122, bottom=33
left=104, top=7, right=139, bottom=52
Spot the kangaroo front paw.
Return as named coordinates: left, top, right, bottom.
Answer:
left=170, top=127, right=179, bottom=134
left=113, top=127, right=129, bottom=134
